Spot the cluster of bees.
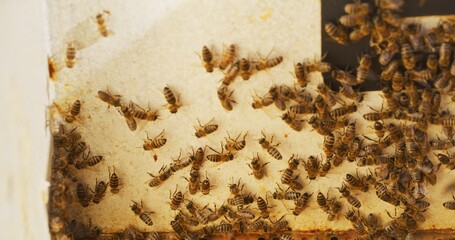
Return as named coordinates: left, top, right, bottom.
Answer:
left=48, top=105, right=122, bottom=239
left=47, top=0, right=455, bottom=239
left=200, top=44, right=284, bottom=111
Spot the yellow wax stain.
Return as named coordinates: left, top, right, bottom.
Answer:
left=260, top=8, right=272, bottom=21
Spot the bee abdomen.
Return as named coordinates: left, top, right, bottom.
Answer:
left=70, top=100, right=81, bottom=116
left=88, top=156, right=103, bottom=166
left=267, top=147, right=282, bottom=160
left=164, top=87, right=176, bottom=105
left=206, top=154, right=221, bottom=162
left=140, top=213, right=154, bottom=226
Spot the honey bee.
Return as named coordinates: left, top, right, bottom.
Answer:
left=339, top=84, right=363, bottom=102
left=76, top=183, right=92, bottom=208
left=362, top=105, right=393, bottom=121
left=225, top=131, right=247, bottom=152
left=148, top=165, right=172, bottom=188
left=345, top=171, right=368, bottom=192
left=294, top=89, right=314, bottom=105
left=108, top=166, right=121, bottom=194
left=356, top=53, right=371, bottom=84
left=171, top=220, right=187, bottom=237
left=258, top=131, right=282, bottom=160
left=65, top=42, right=77, bottom=68
left=439, top=42, right=452, bottom=68
left=255, top=50, right=283, bottom=71
left=302, top=155, right=320, bottom=180
left=424, top=31, right=441, bottom=53
left=194, top=118, right=218, bottom=138
left=189, top=147, right=205, bottom=171
left=288, top=104, right=315, bottom=115
left=248, top=153, right=270, bottom=180
left=381, top=59, right=400, bottom=81
left=217, top=84, right=236, bottom=111
left=269, top=215, right=289, bottom=232
left=119, top=104, right=137, bottom=131
left=95, top=10, right=111, bottom=37
left=228, top=194, right=255, bottom=210
left=67, top=141, right=88, bottom=164
left=337, top=183, right=361, bottom=208
left=228, top=178, right=244, bottom=196
left=169, top=186, right=184, bottom=210
left=131, top=200, right=154, bottom=226
left=75, top=149, right=103, bottom=169
left=381, top=87, right=399, bottom=112
left=391, top=71, right=406, bottom=92
left=435, top=20, right=455, bottom=42
left=294, top=62, right=308, bottom=87
left=221, top=60, right=240, bottom=85
left=227, top=208, right=255, bottom=220
left=129, top=103, right=159, bottom=122
left=434, top=151, right=452, bottom=165
left=330, top=104, right=357, bottom=120
left=347, top=136, right=362, bottom=162
left=201, top=46, right=214, bottom=72
left=339, top=14, right=367, bottom=28
left=163, top=86, right=181, bottom=113
left=379, top=41, right=399, bottom=66
left=332, top=69, right=357, bottom=86
left=143, top=130, right=167, bottom=161
left=251, top=90, right=275, bottom=109
left=317, top=83, right=338, bottom=107
left=376, top=0, right=404, bottom=11
left=208, top=204, right=229, bottom=222
left=304, top=55, right=332, bottom=73
left=349, top=21, right=372, bottom=41
left=92, top=179, right=108, bottom=204
left=184, top=169, right=200, bottom=195
left=255, top=196, right=274, bottom=218
left=53, top=100, right=82, bottom=124
left=292, top=192, right=312, bottom=216
left=53, top=125, right=81, bottom=149
left=280, top=167, right=295, bottom=185
left=380, top=10, right=401, bottom=28
left=98, top=88, right=122, bottom=108
left=219, top=44, right=236, bottom=70
left=429, top=137, right=455, bottom=150
left=216, top=220, right=233, bottom=233
left=206, top=144, right=234, bottom=163
left=200, top=172, right=213, bottom=195
left=48, top=57, right=58, bottom=80
left=281, top=111, right=305, bottom=131
left=345, top=1, right=370, bottom=15
left=270, top=183, right=301, bottom=200
left=401, top=43, right=416, bottom=70
left=239, top=58, right=254, bottom=80
left=443, top=194, right=455, bottom=210
left=403, top=23, right=424, bottom=51
left=62, top=168, right=78, bottom=183
left=325, top=22, right=348, bottom=45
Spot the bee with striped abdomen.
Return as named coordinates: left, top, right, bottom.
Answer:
left=258, top=131, right=282, bottom=160
left=131, top=200, right=155, bottom=226
left=108, top=166, right=121, bottom=194
left=143, top=130, right=167, bottom=161
left=248, top=153, right=270, bottom=180
left=224, top=131, right=247, bottom=152
left=163, top=86, right=181, bottom=113
left=194, top=118, right=218, bottom=138
left=219, top=44, right=236, bottom=70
